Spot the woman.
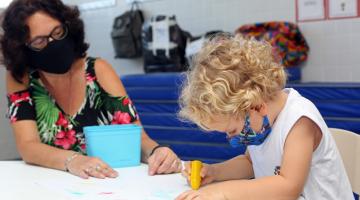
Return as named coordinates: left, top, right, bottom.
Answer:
left=1, top=0, right=181, bottom=179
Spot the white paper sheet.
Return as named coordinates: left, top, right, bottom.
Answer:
left=328, top=0, right=358, bottom=18
left=297, top=0, right=325, bottom=21
left=34, top=165, right=189, bottom=200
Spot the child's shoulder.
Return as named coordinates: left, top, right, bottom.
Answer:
left=275, top=89, right=324, bottom=135
left=284, top=88, right=318, bottom=115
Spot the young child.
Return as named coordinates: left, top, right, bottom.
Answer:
left=176, top=34, right=353, bottom=200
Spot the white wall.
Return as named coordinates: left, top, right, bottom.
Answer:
left=0, top=68, right=19, bottom=160
left=0, top=8, right=19, bottom=159
left=81, top=0, right=360, bottom=81
left=300, top=19, right=360, bottom=81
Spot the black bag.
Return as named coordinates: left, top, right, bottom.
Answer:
left=111, top=3, right=144, bottom=58
left=142, top=15, right=191, bottom=73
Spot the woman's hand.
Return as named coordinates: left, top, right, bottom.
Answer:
left=66, top=154, right=118, bottom=179
left=181, top=162, right=217, bottom=187
left=147, top=146, right=182, bottom=175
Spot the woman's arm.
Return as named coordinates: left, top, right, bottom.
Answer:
left=94, top=59, right=182, bottom=174
left=11, top=120, right=117, bottom=179
left=11, top=120, right=75, bottom=170
left=6, top=71, right=77, bottom=171
left=6, top=71, right=117, bottom=179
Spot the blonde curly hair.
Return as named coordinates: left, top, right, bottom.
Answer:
left=179, top=34, right=287, bottom=130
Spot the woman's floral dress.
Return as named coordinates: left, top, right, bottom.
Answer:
left=6, top=57, right=138, bottom=154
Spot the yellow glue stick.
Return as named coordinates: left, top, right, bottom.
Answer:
left=190, top=160, right=202, bottom=190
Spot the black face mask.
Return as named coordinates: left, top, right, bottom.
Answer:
left=27, top=36, right=76, bottom=74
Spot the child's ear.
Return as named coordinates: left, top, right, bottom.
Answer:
left=254, top=103, right=268, bottom=116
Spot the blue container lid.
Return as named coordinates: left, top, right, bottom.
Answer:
left=84, top=124, right=142, bottom=136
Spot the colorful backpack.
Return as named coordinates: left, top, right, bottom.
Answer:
left=236, top=22, right=309, bottom=67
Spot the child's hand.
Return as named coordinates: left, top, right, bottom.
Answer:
left=181, top=161, right=216, bottom=186
left=175, top=185, right=225, bottom=200
left=174, top=190, right=212, bottom=200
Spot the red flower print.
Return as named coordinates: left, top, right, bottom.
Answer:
left=122, top=98, right=130, bottom=106
left=8, top=92, right=30, bottom=104
left=54, top=130, right=77, bottom=150
left=85, top=73, right=96, bottom=82
left=56, top=112, right=68, bottom=127
left=56, top=130, right=66, bottom=138
left=111, top=111, right=131, bottom=124
left=10, top=116, right=17, bottom=123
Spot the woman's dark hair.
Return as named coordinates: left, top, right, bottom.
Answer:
left=0, top=0, right=89, bottom=83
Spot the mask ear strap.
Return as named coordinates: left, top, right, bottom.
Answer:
left=256, top=103, right=268, bottom=116
left=262, top=115, right=271, bottom=127
left=259, top=103, right=271, bottom=128
left=244, top=113, right=251, bottom=129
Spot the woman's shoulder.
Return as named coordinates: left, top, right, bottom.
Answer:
left=6, top=70, right=31, bottom=94
left=85, top=57, right=113, bottom=76
left=90, top=57, right=127, bottom=97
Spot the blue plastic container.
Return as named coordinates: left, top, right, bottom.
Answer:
left=84, top=124, right=142, bottom=168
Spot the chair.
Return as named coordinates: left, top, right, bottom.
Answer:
left=329, top=128, right=360, bottom=195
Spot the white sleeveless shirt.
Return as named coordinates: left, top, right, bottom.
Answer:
left=247, top=88, right=353, bottom=200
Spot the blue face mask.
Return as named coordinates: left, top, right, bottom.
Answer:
left=228, top=114, right=272, bottom=147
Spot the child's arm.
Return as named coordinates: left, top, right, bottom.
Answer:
left=177, top=116, right=318, bottom=200
left=217, top=117, right=317, bottom=199
left=212, top=151, right=254, bottom=181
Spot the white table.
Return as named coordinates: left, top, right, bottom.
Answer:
left=0, top=161, right=190, bottom=200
